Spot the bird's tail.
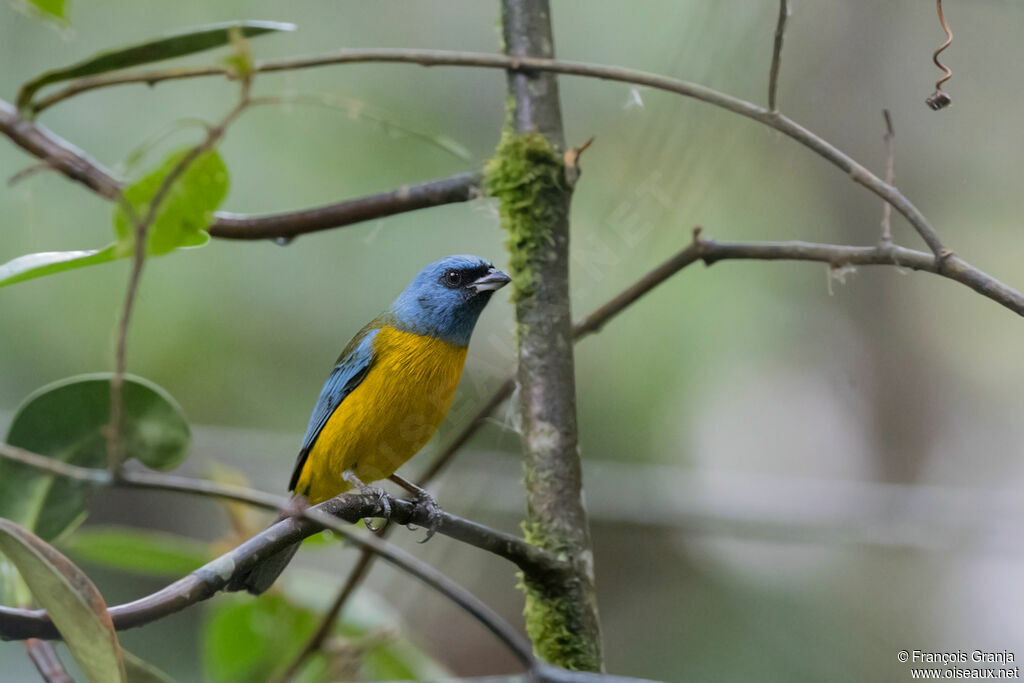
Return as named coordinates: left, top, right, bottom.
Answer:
left=225, top=521, right=302, bottom=595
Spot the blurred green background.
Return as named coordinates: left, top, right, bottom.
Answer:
left=3, top=1, right=1024, bottom=681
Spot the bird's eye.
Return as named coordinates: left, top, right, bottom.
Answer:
left=443, top=270, right=463, bottom=287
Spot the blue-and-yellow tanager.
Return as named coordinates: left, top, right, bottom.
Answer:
left=232, top=255, right=509, bottom=594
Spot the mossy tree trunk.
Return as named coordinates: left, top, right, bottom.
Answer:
left=487, top=0, right=604, bottom=671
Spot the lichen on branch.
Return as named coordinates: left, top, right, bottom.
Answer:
left=484, top=128, right=569, bottom=303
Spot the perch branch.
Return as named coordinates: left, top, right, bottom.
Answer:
left=0, top=444, right=560, bottom=578
left=0, top=445, right=559, bottom=665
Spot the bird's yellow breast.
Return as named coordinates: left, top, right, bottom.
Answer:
left=296, top=326, right=468, bottom=503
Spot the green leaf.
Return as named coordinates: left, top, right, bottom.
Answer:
left=123, top=650, right=175, bottom=683
left=0, top=518, right=125, bottom=683
left=0, top=558, right=32, bottom=607
left=202, top=594, right=319, bottom=683
left=0, top=148, right=228, bottom=289
left=0, top=245, right=118, bottom=289
left=114, top=149, right=229, bottom=256
left=0, top=374, right=190, bottom=541
left=23, top=0, right=68, bottom=24
left=62, top=526, right=210, bottom=577
left=17, top=20, right=295, bottom=110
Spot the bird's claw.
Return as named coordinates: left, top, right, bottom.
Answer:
left=408, top=489, right=443, bottom=543
left=361, top=486, right=391, bottom=532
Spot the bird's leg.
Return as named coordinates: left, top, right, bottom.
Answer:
left=388, top=473, right=443, bottom=542
left=342, top=470, right=391, bottom=531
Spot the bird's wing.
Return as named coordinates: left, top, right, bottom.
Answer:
left=288, top=326, right=380, bottom=492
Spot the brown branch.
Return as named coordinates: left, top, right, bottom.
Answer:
left=0, top=443, right=560, bottom=579
left=1, top=96, right=480, bottom=241
left=23, top=639, right=72, bottom=683
left=8, top=49, right=948, bottom=256
left=208, top=171, right=482, bottom=240
left=768, top=0, right=789, bottom=111
left=0, top=99, right=120, bottom=199
left=0, top=456, right=544, bottom=664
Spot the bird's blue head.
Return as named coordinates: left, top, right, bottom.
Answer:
left=389, top=255, right=510, bottom=346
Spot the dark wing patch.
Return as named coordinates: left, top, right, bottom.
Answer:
left=288, top=328, right=378, bottom=492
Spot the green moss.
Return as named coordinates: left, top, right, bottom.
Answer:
left=484, top=128, right=568, bottom=302
left=518, top=521, right=600, bottom=671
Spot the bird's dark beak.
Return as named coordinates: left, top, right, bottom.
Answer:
left=470, top=267, right=511, bottom=292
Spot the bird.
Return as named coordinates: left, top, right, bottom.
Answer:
left=229, top=255, right=510, bottom=594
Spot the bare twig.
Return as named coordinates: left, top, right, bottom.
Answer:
left=23, top=640, right=72, bottom=683
left=1, top=97, right=479, bottom=241
left=0, top=443, right=113, bottom=484
left=880, top=110, right=895, bottom=244
left=209, top=172, right=481, bottom=241
left=105, top=84, right=251, bottom=473
left=7, top=49, right=949, bottom=256
left=0, top=100, right=121, bottom=199
left=768, top=0, right=789, bottom=112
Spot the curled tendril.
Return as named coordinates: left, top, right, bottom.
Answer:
left=926, top=0, right=953, bottom=111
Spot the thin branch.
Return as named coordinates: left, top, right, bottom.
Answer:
left=767, top=0, right=789, bottom=111
left=106, top=84, right=251, bottom=474
left=0, top=443, right=113, bottom=484
left=0, top=443, right=558, bottom=577
left=880, top=110, right=895, bottom=244
left=23, top=640, right=72, bottom=683
left=0, top=100, right=120, bottom=199
left=9, top=49, right=948, bottom=256
left=1, top=96, right=480, bottom=242
left=208, top=172, right=482, bottom=241
left=0, top=453, right=541, bottom=663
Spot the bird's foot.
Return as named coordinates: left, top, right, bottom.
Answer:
left=388, top=473, right=442, bottom=542
left=410, top=488, right=443, bottom=543
left=343, top=471, right=391, bottom=531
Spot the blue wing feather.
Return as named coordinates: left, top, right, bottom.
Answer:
left=288, top=327, right=379, bottom=492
